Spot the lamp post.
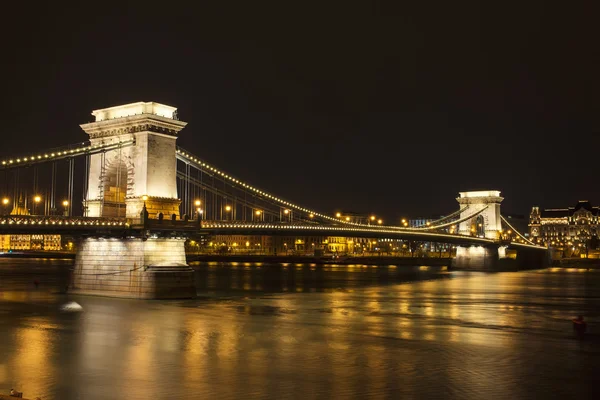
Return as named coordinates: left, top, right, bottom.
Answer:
left=62, top=200, right=69, bottom=216
left=225, top=204, right=231, bottom=220
left=254, top=210, right=262, bottom=222
left=2, top=198, right=9, bottom=215
left=33, top=195, right=42, bottom=215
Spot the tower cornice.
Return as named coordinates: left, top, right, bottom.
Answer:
left=80, top=114, right=187, bottom=139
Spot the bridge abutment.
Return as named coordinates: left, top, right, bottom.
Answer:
left=70, top=237, right=196, bottom=299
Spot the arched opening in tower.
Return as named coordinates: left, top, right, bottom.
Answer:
left=472, top=214, right=485, bottom=237
left=102, top=160, right=128, bottom=217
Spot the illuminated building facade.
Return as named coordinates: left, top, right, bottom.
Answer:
left=0, top=195, right=63, bottom=251
left=0, top=234, right=62, bottom=251
left=206, top=235, right=370, bottom=255
left=529, top=201, right=599, bottom=248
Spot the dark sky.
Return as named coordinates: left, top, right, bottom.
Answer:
left=1, top=2, right=597, bottom=222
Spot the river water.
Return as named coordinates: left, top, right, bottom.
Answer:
left=0, top=259, right=598, bottom=399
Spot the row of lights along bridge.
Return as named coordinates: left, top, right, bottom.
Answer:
left=190, top=198, right=391, bottom=225
left=2, top=196, right=70, bottom=216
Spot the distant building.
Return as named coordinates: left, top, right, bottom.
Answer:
left=408, top=216, right=442, bottom=228
left=207, top=234, right=370, bottom=255
left=529, top=201, right=599, bottom=247
left=0, top=234, right=63, bottom=251
left=0, top=195, right=63, bottom=251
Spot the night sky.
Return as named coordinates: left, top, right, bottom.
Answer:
left=1, top=3, right=597, bottom=222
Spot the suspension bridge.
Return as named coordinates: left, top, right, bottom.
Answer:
left=0, top=101, right=547, bottom=299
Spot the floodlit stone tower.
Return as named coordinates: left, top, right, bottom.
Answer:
left=456, top=190, right=503, bottom=239
left=80, top=101, right=187, bottom=219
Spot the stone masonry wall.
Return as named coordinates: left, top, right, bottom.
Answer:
left=71, top=237, right=195, bottom=299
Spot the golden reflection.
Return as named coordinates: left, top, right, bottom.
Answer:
left=123, top=322, right=155, bottom=398
left=11, top=322, right=52, bottom=397
left=447, top=326, right=460, bottom=342
left=400, top=330, right=413, bottom=340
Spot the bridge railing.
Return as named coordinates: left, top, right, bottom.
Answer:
left=0, top=215, right=129, bottom=226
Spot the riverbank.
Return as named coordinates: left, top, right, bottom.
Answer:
left=552, top=258, right=600, bottom=269
left=0, top=251, right=453, bottom=266
left=0, top=251, right=75, bottom=259
left=187, top=254, right=453, bottom=266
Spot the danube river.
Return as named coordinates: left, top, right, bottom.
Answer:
left=0, top=259, right=598, bottom=399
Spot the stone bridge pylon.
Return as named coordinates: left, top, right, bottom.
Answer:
left=456, top=190, right=503, bottom=239
left=80, top=102, right=187, bottom=219
left=72, top=102, right=195, bottom=299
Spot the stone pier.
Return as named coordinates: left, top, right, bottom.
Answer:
left=70, top=237, right=195, bottom=299
left=452, top=244, right=550, bottom=271
left=452, top=245, right=501, bottom=270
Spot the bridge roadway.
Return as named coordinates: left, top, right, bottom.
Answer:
left=0, top=215, right=198, bottom=236
left=199, top=221, right=545, bottom=250
left=0, top=215, right=545, bottom=250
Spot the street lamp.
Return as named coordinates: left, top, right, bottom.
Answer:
left=2, top=197, right=9, bottom=215
left=195, top=200, right=201, bottom=207
left=62, top=200, right=69, bottom=216
left=33, top=195, right=41, bottom=215
left=377, top=219, right=383, bottom=225
left=255, top=210, right=262, bottom=221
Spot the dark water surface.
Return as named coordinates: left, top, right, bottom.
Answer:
left=0, top=259, right=598, bottom=399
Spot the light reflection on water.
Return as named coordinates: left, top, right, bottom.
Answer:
left=0, top=260, right=598, bottom=399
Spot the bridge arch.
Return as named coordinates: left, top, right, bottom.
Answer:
left=99, top=153, right=134, bottom=217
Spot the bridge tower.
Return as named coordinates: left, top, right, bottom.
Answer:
left=80, top=102, right=187, bottom=219
left=71, top=102, right=195, bottom=299
left=456, top=190, right=503, bottom=239
left=453, top=190, right=504, bottom=271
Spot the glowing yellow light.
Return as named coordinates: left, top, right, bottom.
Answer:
left=255, top=210, right=262, bottom=215
left=62, top=200, right=69, bottom=207
left=2, top=198, right=9, bottom=205
left=345, top=216, right=350, bottom=221
left=34, top=195, right=41, bottom=203
left=377, top=219, right=383, bottom=224
left=309, top=213, right=314, bottom=218
left=370, top=216, right=376, bottom=221
left=284, top=209, right=289, bottom=214
left=225, top=205, right=231, bottom=212
left=195, top=200, right=201, bottom=206
left=336, top=212, right=341, bottom=218
left=142, top=195, right=148, bottom=201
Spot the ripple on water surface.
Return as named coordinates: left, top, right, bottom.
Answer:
left=0, top=261, right=598, bottom=399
